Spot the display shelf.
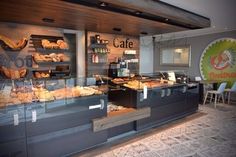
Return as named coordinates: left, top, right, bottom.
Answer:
left=29, top=34, right=71, bottom=79
left=34, top=61, right=70, bottom=66
left=88, top=52, right=108, bottom=55
left=30, top=34, right=69, bottom=53
left=89, top=43, right=108, bottom=49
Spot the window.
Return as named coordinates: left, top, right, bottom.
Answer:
left=160, top=45, right=191, bottom=67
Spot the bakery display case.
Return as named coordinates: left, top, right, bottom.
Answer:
left=0, top=80, right=27, bottom=157
left=0, top=77, right=109, bottom=156
left=108, top=71, right=199, bottom=131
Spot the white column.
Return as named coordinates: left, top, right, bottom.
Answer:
left=139, top=36, right=154, bottom=74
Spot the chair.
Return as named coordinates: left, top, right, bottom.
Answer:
left=203, top=82, right=227, bottom=108
left=224, top=82, right=236, bottom=104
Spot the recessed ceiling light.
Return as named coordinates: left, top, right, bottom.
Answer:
left=42, top=18, right=55, bottom=23
left=140, top=32, right=148, bottom=35
left=113, top=27, right=122, bottom=32
left=100, top=2, right=107, bottom=7
left=135, top=11, right=142, bottom=15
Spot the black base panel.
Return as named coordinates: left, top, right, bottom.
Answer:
left=135, top=99, right=198, bottom=131
left=136, top=108, right=198, bottom=131
left=25, top=95, right=107, bottom=137
left=108, top=122, right=135, bottom=138
left=0, top=123, right=26, bottom=144
left=27, top=125, right=107, bottom=157
left=0, top=139, right=27, bottom=157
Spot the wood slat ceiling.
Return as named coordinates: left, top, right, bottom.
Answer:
left=0, top=0, right=205, bottom=36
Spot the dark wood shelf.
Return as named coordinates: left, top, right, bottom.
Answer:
left=88, top=52, right=108, bottom=55
left=34, top=61, right=70, bottom=66
left=90, top=43, right=108, bottom=49
left=34, top=47, right=70, bottom=53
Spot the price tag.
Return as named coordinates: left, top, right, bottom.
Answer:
left=32, top=110, right=37, bottom=123
left=13, top=114, right=19, bottom=126
left=143, top=85, right=148, bottom=99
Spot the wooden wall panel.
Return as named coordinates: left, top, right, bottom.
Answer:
left=86, top=32, right=139, bottom=77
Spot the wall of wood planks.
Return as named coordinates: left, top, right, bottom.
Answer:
left=86, top=31, right=140, bottom=77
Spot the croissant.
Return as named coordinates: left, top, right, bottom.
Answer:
left=0, top=35, right=28, bottom=51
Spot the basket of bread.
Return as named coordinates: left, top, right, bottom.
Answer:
left=0, top=66, right=27, bottom=79
left=0, top=35, right=28, bottom=51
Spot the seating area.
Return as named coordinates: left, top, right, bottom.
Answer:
left=203, top=82, right=236, bottom=108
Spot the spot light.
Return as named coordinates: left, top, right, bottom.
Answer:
left=100, top=2, right=107, bottom=7
left=135, top=11, right=142, bottom=15
left=42, top=18, right=55, bottom=23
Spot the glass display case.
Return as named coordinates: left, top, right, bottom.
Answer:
left=107, top=71, right=198, bottom=131
left=0, top=77, right=108, bottom=157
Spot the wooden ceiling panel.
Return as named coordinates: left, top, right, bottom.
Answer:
left=0, top=0, right=189, bottom=36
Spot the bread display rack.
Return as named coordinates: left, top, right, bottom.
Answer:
left=29, top=34, right=71, bottom=79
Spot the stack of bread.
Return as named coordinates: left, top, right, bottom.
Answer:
left=41, top=39, right=69, bottom=49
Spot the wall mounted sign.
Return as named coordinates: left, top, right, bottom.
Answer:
left=200, top=38, right=236, bottom=86
left=113, top=38, right=134, bottom=48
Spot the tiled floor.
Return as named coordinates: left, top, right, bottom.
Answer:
left=79, top=103, right=236, bottom=157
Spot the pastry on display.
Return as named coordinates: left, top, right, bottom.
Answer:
left=123, top=80, right=144, bottom=90
left=41, top=39, right=69, bottom=49
left=33, top=53, right=52, bottom=62
left=112, top=78, right=124, bottom=84
left=143, top=81, right=164, bottom=88
left=0, top=88, right=36, bottom=107
left=0, top=35, right=28, bottom=51
left=57, top=53, right=70, bottom=62
left=33, top=87, right=54, bottom=102
left=10, top=91, right=34, bottom=104
left=107, top=104, right=126, bottom=113
left=73, top=86, right=95, bottom=96
left=0, top=66, right=27, bottom=79
left=34, top=71, right=50, bottom=78
left=57, top=40, right=69, bottom=49
left=50, top=88, right=73, bottom=100
left=33, top=53, right=70, bottom=63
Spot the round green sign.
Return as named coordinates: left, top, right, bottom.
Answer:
left=200, top=38, right=236, bottom=86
